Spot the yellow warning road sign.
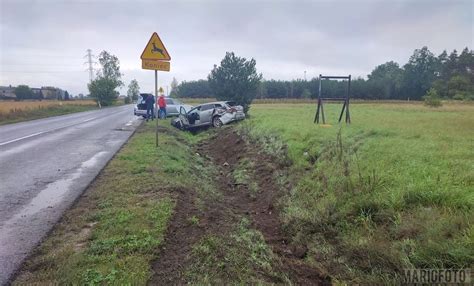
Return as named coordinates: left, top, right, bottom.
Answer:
left=141, top=32, right=171, bottom=61
left=142, top=59, right=170, bottom=71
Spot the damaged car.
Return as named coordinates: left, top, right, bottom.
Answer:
left=171, top=101, right=245, bottom=130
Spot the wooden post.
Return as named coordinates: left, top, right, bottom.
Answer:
left=314, top=75, right=322, bottom=123
left=320, top=99, right=325, bottom=124
left=346, top=75, right=351, bottom=123
left=314, top=74, right=352, bottom=124
left=338, top=101, right=346, bottom=123
left=315, top=98, right=321, bottom=123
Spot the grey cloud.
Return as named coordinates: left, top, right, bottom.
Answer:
left=1, top=0, right=472, bottom=95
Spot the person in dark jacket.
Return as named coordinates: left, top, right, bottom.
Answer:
left=146, top=94, right=155, bottom=121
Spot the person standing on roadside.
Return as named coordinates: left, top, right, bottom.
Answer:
left=158, top=94, right=167, bottom=119
left=146, top=94, right=155, bottom=121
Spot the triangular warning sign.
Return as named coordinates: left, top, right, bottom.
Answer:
left=141, top=32, right=171, bottom=61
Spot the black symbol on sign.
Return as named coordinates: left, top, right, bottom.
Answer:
left=151, top=42, right=165, bottom=56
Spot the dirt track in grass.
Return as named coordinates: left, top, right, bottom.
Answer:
left=149, top=127, right=331, bottom=285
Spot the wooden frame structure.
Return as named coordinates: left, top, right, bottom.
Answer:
left=314, top=74, right=351, bottom=124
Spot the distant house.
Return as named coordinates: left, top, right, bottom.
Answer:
left=31, top=88, right=43, bottom=99
left=41, top=86, right=60, bottom=100
left=0, top=85, right=66, bottom=100
left=0, top=85, right=16, bottom=99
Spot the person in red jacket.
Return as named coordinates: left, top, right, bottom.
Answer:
left=158, top=94, right=167, bottom=119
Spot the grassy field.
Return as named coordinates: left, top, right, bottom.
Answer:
left=243, top=101, right=474, bottom=283
left=13, top=101, right=473, bottom=284
left=0, top=100, right=98, bottom=125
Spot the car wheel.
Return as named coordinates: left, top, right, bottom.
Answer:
left=212, top=116, right=223, bottom=128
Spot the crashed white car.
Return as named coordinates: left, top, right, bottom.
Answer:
left=171, top=101, right=245, bottom=130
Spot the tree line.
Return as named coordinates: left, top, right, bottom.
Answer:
left=172, top=46, right=473, bottom=101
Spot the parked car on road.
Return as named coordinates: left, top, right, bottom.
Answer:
left=164, top=98, right=193, bottom=117
left=133, top=93, right=150, bottom=118
left=171, top=101, right=245, bottom=130
left=134, top=94, right=193, bottom=118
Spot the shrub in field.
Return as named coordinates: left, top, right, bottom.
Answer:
left=208, top=52, right=262, bottom=114
left=14, top=85, right=34, bottom=100
left=88, top=51, right=123, bottom=107
left=88, top=78, right=119, bottom=106
left=423, top=88, right=442, bottom=107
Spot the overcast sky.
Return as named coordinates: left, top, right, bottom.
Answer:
left=0, top=0, right=472, bottom=96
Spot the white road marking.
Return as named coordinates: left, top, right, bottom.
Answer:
left=83, top=117, right=97, bottom=123
left=0, top=131, right=46, bottom=146
left=0, top=117, right=97, bottom=147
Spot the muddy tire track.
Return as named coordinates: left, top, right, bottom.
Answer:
left=200, top=128, right=331, bottom=285
left=150, top=127, right=330, bottom=285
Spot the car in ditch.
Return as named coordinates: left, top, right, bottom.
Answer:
left=171, top=101, right=245, bottom=130
left=134, top=93, right=193, bottom=118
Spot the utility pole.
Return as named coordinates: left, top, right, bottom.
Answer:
left=84, top=49, right=95, bottom=83
left=304, top=70, right=307, bottom=81
left=84, top=49, right=99, bottom=107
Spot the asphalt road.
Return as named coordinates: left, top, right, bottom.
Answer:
left=0, top=105, right=142, bottom=285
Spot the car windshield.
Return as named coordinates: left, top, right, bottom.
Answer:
left=226, top=101, right=237, bottom=107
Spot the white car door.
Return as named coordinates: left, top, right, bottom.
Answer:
left=179, top=106, right=189, bottom=126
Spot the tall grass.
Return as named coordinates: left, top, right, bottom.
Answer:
left=0, top=100, right=97, bottom=125
left=0, top=100, right=96, bottom=112
left=243, top=102, right=474, bottom=283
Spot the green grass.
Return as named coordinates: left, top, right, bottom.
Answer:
left=242, top=101, right=474, bottom=283
left=232, top=158, right=259, bottom=196
left=13, top=121, right=217, bottom=285
left=186, top=218, right=288, bottom=284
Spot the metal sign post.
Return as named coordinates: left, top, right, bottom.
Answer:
left=155, top=70, right=158, bottom=146
left=140, top=32, right=171, bottom=147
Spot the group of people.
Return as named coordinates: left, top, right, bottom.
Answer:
left=145, top=94, right=167, bottom=121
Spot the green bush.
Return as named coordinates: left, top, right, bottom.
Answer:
left=208, top=52, right=262, bottom=114
left=423, top=88, right=442, bottom=107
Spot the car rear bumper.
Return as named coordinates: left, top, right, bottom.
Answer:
left=234, top=112, right=245, bottom=121
left=134, top=109, right=148, bottom=116
left=135, top=109, right=161, bottom=116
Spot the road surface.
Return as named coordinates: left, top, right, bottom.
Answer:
left=0, top=105, right=141, bottom=285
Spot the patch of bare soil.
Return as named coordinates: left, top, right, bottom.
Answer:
left=149, top=183, right=237, bottom=284
left=150, top=127, right=331, bottom=285
left=148, top=187, right=204, bottom=285
left=200, top=128, right=331, bottom=285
